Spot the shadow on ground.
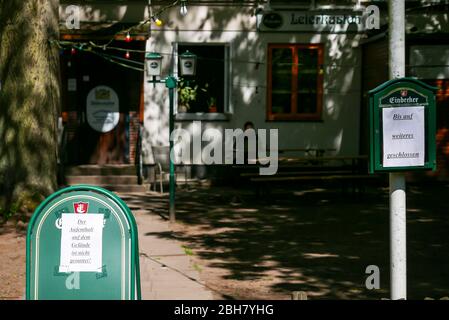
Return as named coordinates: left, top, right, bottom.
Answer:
left=124, top=181, right=449, bottom=300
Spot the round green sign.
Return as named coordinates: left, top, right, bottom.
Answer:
left=26, top=185, right=141, bottom=300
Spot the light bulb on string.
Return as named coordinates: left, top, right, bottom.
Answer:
left=180, top=0, right=188, bottom=16
left=125, top=32, right=132, bottom=42
left=125, top=51, right=130, bottom=59
left=71, top=47, right=77, bottom=55
left=154, top=17, right=163, bottom=27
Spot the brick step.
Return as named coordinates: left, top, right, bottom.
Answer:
left=63, top=183, right=147, bottom=193
left=65, top=175, right=139, bottom=185
left=64, top=165, right=136, bottom=176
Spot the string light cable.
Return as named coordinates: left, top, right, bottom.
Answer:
left=51, top=1, right=449, bottom=87
left=56, top=38, right=449, bottom=84
left=57, top=0, right=182, bottom=53
left=51, top=0, right=185, bottom=71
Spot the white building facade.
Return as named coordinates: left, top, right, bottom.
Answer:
left=58, top=1, right=449, bottom=179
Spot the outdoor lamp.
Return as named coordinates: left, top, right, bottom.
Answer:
left=145, top=52, right=163, bottom=77
left=255, top=7, right=264, bottom=29
left=178, top=50, right=197, bottom=76
left=180, top=0, right=188, bottom=17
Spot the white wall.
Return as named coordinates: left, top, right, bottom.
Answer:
left=59, top=1, right=449, bottom=164
left=57, top=2, right=449, bottom=166
left=59, top=2, right=149, bottom=23
left=142, top=6, right=363, bottom=164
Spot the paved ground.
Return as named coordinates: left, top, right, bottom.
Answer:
left=117, top=192, right=215, bottom=300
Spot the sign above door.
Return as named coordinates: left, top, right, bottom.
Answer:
left=257, top=10, right=367, bottom=33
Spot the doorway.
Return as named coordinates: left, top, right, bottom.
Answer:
left=60, top=40, right=145, bottom=165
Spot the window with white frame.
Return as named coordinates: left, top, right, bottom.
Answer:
left=177, top=44, right=230, bottom=114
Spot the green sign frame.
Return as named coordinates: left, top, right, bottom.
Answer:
left=369, top=77, right=437, bottom=173
left=26, top=185, right=141, bottom=300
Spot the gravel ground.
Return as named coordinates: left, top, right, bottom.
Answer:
left=0, top=221, right=26, bottom=300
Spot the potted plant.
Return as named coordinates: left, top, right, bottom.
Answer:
left=177, top=80, right=198, bottom=112
left=208, top=97, right=217, bottom=113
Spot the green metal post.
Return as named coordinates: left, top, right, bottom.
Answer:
left=165, top=76, right=177, bottom=223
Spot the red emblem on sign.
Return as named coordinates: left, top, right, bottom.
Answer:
left=73, top=202, right=89, bottom=214
left=401, top=90, right=408, bottom=97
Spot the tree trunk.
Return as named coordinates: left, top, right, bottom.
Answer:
left=0, top=0, right=61, bottom=211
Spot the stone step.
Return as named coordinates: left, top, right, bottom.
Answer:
left=65, top=175, right=138, bottom=185
left=63, top=183, right=147, bottom=193
left=64, top=165, right=136, bottom=176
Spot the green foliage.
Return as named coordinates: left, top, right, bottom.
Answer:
left=193, top=262, right=202, bottom=272
left=208, top=96, right=216, bottom=106
left=177, top=78, right=210, bottom=110
left=0, top=201, right=19, bottom=221
left=182, top=245, right=194, bottom=256
left=0, top=191, right=42, bottom=222
left=177, top=80, right=199, bottom=110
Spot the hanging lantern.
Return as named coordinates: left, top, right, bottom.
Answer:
left=145, top=52, right=163, bottom=77
left=125, top=32, right=132, bottom=43
left=179, top=50, right=197, bottom=76
left=179, top=0, right=188, bottom=17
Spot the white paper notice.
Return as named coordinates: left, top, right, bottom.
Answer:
left=59, top=213, right=104, bottom=273
left=382, top=106, right=425, bottom=167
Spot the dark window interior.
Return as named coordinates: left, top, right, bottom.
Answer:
left=178, top=44, right=225, bottom=113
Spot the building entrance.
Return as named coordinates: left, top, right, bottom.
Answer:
left=60, top=40, right=145, bottom=165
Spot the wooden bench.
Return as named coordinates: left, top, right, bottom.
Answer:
left=234, top=155, right=382, bottom=195
left=240, top=170, right=354, bottom=177
left=250, top=173, right=381, bottom=196
left=251, top=174, right=378, bottom=182
left=278, top=148, right=337, bottom=157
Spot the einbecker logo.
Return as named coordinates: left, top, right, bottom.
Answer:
left=73, top=202, right=89, bottom=214
left=95, top=89, right=111, bottom=100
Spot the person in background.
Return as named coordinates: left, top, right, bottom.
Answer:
left=230, top=121, right=257, bottom=205
left=243, top=121, right=258, bottom=164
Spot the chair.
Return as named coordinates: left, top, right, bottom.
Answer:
left=151, top=145, right=187, bottom=193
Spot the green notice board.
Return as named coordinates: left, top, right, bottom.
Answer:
left=26, top=185, right=141, bottom=300
left=368, top=78, right=437, bottom=173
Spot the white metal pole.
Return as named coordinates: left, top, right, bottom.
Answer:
left=389, top=172, right=407, bottom=299
left=388, top=0, right=407, bottom=300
